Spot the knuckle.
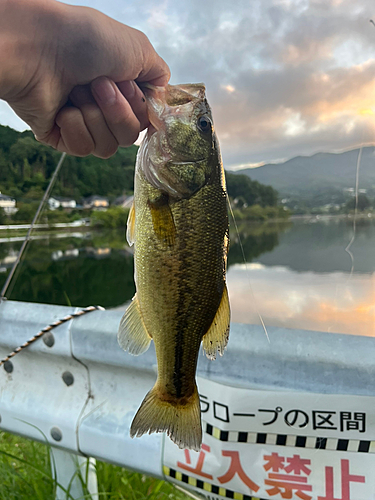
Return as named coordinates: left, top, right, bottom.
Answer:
left=135, top=29, right=151, bottom=48
left=76, top=140, right=95, bottom=157
left=56, top=106, right=81, bottom=128
left=83, top=104, right=103, bottom=124
left=95, top=143, right=118, bottom=159
left=110, top=108, right=133, bottom=127
left=56, top=107, right=95, bottom=157
left=119, top=130, right=139, bottom=148
left=65, top=133, right=94, bottom=157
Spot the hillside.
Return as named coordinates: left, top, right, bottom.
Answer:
left=238, top=147, right=375, bottom=200
left=0, top=124, right=137, bottom=201
left=0, top=124, right=279, bottom=211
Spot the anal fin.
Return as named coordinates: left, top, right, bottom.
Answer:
left=202, top=283, right=230, bottom=360
left=118, top=295, right=152, bottom=355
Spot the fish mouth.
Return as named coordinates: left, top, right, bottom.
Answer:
left=139, top=82, right=165, bottom=93
left=139, top=83, right=166, bottom=134
left=140, top=82, right=207, bottom=134
left=147, top=123, right=158, bottom=138
left=139, top=82, right=210, bottom=198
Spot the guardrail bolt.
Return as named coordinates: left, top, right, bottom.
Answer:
left=50, top=427, right=62, bottom=442
left=43, top=332, right=55, bottom=348
left=3, top=361, right=13, bottom=373
left=62, top=371, right=74, bottom=386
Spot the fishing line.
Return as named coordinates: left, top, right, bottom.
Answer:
left=0, top=151, right=107, bottom=367
left=227, top=195, right=270, bottom=344
left=0, top=152, right=67, bottom=302
left=344, top=145, right=363, bottom=278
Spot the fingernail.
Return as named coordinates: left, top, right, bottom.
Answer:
left=91, top=77, right=117, bottom=105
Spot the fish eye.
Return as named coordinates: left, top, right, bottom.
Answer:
left=197, top=115, right=211, bottom=133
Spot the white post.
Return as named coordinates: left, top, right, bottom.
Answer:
left=50, top=448, right=98, bottom=500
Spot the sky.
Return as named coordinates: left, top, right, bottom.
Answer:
left=1, top=0, right=375, bottom=169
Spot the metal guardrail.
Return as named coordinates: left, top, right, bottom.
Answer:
left=0, top=221, right=89, bottom=230
left=1, top=300, right=374, bottom=497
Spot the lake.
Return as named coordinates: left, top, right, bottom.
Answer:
left=1, top=216, right=374, bottom=337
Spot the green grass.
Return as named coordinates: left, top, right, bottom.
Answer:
left=0, top=431, right=192, bottom=500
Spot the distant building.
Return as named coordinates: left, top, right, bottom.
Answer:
left=86, top=247, right=111, bottom=258
left=343, top=187, right=367, bottom=196
left=52, top=248, right=79, bottom=261
left=0, top=193, right=17, bottom=214
left=83, top=196, right=109, bottom=210
left=48, top=196, right=77, bottom=210
left=112, top=195, right=134, bottom=209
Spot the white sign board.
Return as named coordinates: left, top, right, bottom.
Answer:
left=163, top=377, right=375, bottom=500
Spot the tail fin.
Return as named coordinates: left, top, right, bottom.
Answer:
left=130, top=384, right=202, bottom=451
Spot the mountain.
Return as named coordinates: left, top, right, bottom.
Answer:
left=0, top=123, right=277, bottom=208
left=237, top=147, right=375, bottom=199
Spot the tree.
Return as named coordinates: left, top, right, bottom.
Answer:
left=225, top=172, right=278, bottom=207
left=0, top=124, right=138, bottom=201
left=345, top=194, right=371, bottom=212
left=0, top=208, right=6, bottom=224
left=91, top=207, right=129, bottom=228
left=12, top=202, right=39, bottom=223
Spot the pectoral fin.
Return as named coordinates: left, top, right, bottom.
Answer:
left=118, top=295, right=152, bottom=355
left=126, top=202, right=136, bottom=246
left=202, top=283, right=230, bottom=360
left=149, top=198, right=176, bottom=247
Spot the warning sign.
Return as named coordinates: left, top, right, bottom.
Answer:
left=162, top=377, right=375, bottom=500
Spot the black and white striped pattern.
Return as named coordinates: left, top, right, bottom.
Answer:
left=205, top=423, right=374, bottom=453
left=0, top=305, right=104, bottom=367
left=164, top=465, right=266, bottom=500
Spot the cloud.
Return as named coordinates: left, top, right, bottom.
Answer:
left=1, top=0, right=375, bottom=167
left=119, top=0, right=375, bottom=167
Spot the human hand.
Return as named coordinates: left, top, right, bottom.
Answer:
left=0, top=0, right=170, bottom=158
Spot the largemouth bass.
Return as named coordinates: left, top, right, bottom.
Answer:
left=118, top=83, right=230, bottom=451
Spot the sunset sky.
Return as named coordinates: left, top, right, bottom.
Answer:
left=1, top=0, right=375, bottom=169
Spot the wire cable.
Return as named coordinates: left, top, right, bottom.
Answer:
left=0, top=305, right=105, bottom=367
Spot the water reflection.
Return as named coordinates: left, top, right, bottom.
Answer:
left=227, top=218, right=375, bottom=336
left=254, top=218, right=375, bottom=274
left=228, top=221, right=291, bottom=267
left=1, top=218, right=374, bottom=336
left=228, top=264, right=375, bottom=336
left=0, top=230, right=135, bottom=308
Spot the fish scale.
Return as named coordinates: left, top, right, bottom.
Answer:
left=118, top=83, right=230, bottom=451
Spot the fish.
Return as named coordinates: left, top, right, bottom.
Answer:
left=118, top=82, right=230, bottom=451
